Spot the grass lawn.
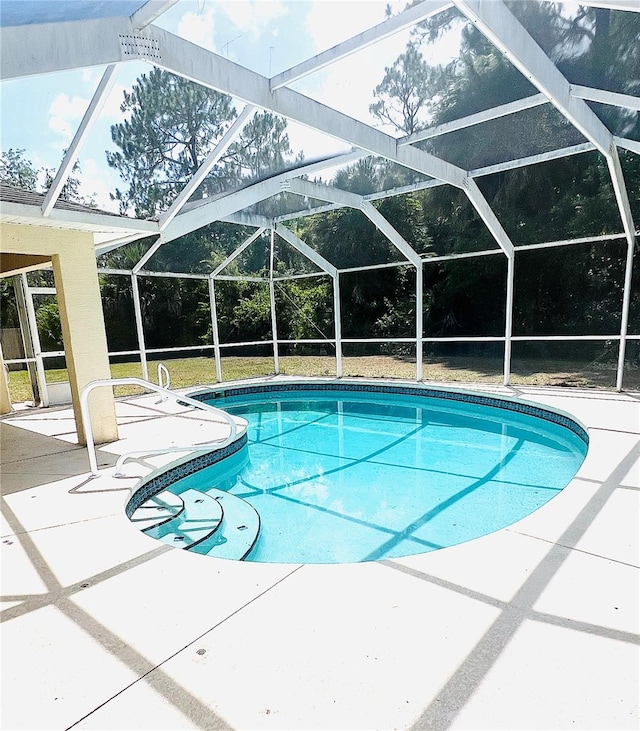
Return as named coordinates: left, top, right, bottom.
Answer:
left=6, top=353, right=636, bottom=404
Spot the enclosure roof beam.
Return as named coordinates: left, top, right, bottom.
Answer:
left=211, top=227, right=267, bottom=277
left=537, top=0, right=640, bottom=11
left=276, top=141, right=598, bottom=225
left=274, top=224, right=338, bottom=278
left=130, top=0, right=180, bottom=30
left=119, top=25, right=469, bottom=189
left=452, top=0, right=613, bottom=154
left=471, top=142, right=596, bottom=177
left=132, top=235, right=164, bottom=273
left=42, top=64, right=121, bottom=217
left=163, top=151, right=369, bottom=242
left=2, top=20, right=473, bottom=186
left=615, top=137, right=640, bottom=154
left=287, top=178, right=423, bottom=267
left=400, top=93, right=548, bottom=145
left=570, top=86, right=640, bottom=111
left=453, top=0, right=636, bottom=246
left=269, top=0, right=452, bottom=90
left=221, top=212, right=274, bottom=228
left=162, top=178, right=283, bottom=243
left=0, top=17, right=133, bottom=80
left=158, top=105, right=258, bottom=231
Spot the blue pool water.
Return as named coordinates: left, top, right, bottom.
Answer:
left=161, top=387, right=587, bottom=564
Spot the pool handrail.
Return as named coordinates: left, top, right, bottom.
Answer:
left=80, top=377, right=237, bottom=477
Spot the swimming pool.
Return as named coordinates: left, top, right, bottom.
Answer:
left=127, top=382, right=588, bottom=564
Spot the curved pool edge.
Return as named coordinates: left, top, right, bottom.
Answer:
left=188, top=377, right=590, bottom=445
left=125, top=378, right=591, bottom=555
left=124, top=425, right=249, bottom=520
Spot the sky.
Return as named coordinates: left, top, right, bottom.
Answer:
left=0, top=0, right=462, bottom=211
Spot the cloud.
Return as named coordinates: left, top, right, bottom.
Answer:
left=291, top=24, right=413, bottom=134
left=177, top=4, right=217, bottom=51
left=77, top=158, right=120, bottom=212
left=220, top=0, right=286, bottom=39
left=305, top=0, right=402, bottom=54
left=48, top=93, right=89, bottom=142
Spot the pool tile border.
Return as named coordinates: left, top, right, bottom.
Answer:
left=191, top=382, right=590, bottom=444
left=125, top=433, right=248, bottom=518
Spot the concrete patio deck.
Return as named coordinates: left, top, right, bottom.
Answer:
left=1, top=379, right=638, bottom=730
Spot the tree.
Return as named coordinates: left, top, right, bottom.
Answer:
left=42, top=156, right=96, bottom=208
left=107, top=68, right=237, bottom=217
left=369, top=43, right=443, bottom=135
left=0, top=148, right=38, bottom=190
left=107, top=68, right=296, bottom=217
left=229, top=112, right=293, bottom=181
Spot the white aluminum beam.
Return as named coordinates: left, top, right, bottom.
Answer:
left=400, top=93, right=548, bottom=145
left=503, top=255, right=514, bottom=385
left=470, top=142, right=596, bottom=178
left=453, top=0, right=635, bottom=249
left=163, top=178, right=285, bottom=243
left=270, top=0, right=453, bottom=90
left=276, top=141, right=599, bottom=223
left=571, top=86, right=640, bottom=112
left=287, top=178, right=423, bottom=266
left=0, top=17, right=132, bottom=80
left=453, top=0, right=613, bottom=155
left=615, top=137, right=640, bottom=155
left=607, top=146, right=636, bottom=245
left=464, top=177, right=515, bottom=257
left=208, top=278, right=223, bottom=382
left=164, top=151, right=369, bottom=243
left=211, top=228, right=267, bottom=277
left=2, top=18, right=513, bottom=254
left=158, top=105, right=257, bottom=230
left=222, top=212, right=274, bottom=228
left=146, top=26, right=474, bottom=188
left=361, top=201, right=424, bottom=267
left=131, top=274, right=149, bottom=381
left=538, top=0, right=640, bottom=11
left=42, top=64, right=121, bottom=217
left=130, top=0, right=180, bottom=30
left=132, top=235, right=164, bottom=273
left=269, top=229, right=280, bottom=374
left=274, top=224, right=338, bottom=278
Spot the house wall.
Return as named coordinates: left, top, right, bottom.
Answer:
left=0, top=223, right=118, bottom=444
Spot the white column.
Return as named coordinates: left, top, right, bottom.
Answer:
left=131, top=273, right=149, bottom=381
left=269, top=229, right=280, bottom=374
left=616, top=237, right=635, bottom=391
left=208, top=277, right=223, bottom=382
left=416, top=264, right=423, bottom=381
left=504, top=254, right=515, bottom=386
left=333, top=275, right=343, bottom=378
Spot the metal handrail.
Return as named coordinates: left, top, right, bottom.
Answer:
left=80, top=377, right=237, bottom=477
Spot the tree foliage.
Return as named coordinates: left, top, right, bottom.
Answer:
left=107, top=68, right=294, bottom=217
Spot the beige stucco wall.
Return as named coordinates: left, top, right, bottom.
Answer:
left=1, top=223, right=118, bottom=444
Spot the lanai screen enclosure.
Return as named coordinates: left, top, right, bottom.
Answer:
left=0, top=0, right=638, bottom=421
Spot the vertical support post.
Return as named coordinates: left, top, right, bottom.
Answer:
left=504, top=254, right=515, bottom=387
left=0, top=342, right=13, bottom=414
left=269, top=229, right=280, bottom=374
left=131, top=273, right=149, bottom=381
left=333, top=274, right=343, bottom=378
left=52, top=245, right=117, bottom=444
left=416, top=264, right=423, bottom=381
left=208, top=276, right=223, bottom=383
left=15, top=273, right=48, bottom=406
left=616, top=237, right=635, bottom=391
